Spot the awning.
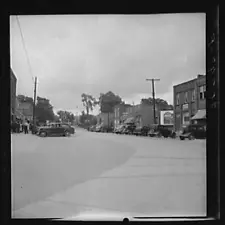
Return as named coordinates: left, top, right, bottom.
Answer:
left=191, top=109, right=206, bottom=120
left=124, top=117, right=135, bottom=124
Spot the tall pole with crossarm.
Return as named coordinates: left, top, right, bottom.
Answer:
left=146, top=78, right=160, bottom=124
left=33, top=77, right=37, bottom=125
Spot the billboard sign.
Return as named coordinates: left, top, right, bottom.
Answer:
left=160, top=110, right=174, bottom=125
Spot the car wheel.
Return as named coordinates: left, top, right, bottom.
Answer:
left=40, top=131, right=47, bottom=137
left=180, top=136, right=185, bottom=140
left=65, top=131, right=70, bottom=137
left=188, top=135, right=194, bottom=140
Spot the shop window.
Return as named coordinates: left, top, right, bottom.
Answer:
left=184, top=92, right=188, bottom=103
left=192, top=90, right=195, bottom=102
left=200, top=85, right=206, bottom=100
left=203, top=85, right=206, bottom=99
left=183, top=112, right=190, bottom=125
left=176, top=93, right=180, bottom=105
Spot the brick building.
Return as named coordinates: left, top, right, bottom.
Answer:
left=114, top=103, right=132, bottom=128
left=122, top=103, right=158, bottom=127
left=10, top=69, right=17, bottom=121
left=173, top=75, right=206, bottom=131
left=16, top=100, right=33, bottom=121
left=97, top=112, right=115, bottom=127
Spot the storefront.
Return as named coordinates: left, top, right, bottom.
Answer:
left=191, top=109, right=206, bottom=125
left=160, top=110, right=173, bottom=125
left=182, top=103, right=190, bottom=126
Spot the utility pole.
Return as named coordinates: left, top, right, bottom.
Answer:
left=33, top=77, right=37, bottom=125
left=146, top=78, right=160, bottom=124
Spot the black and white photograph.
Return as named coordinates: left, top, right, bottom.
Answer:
left=10, top=14, right=207, bottom=219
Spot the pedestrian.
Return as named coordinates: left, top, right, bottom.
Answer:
left=11, top=121, right=16, bottom=133
left=30, top=123, right=33, bottom=132
left=16, top=121, right=20, bottom=133
left=27, top=121, right=30, bottom=134
left=23, top=121, right=28, bottom=134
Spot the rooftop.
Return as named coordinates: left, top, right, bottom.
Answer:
left=173, top=74, right=205, bottom=88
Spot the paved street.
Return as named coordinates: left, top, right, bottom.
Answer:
left=12, top=127, right=206, bottom=218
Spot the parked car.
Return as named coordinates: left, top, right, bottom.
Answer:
left=179, top=124, right=206, bottom=140
left=95, top=124, right=103, bottom=132
left=148, top=124, right=162, bottom=137
left=114, top=125, right=125, bottom=134
left=31, top=124, right=39, bottom=134
left=133, top=126, right=150, bottom=136
left=38, top=123, right=72, bottom=137
left=101, top=126, right=114, bottom=133
left=148, top=124, right=176, bottom=138
left=122, top=124, right=136, bottom=135
left=88, top=125, right=96, bottom=132
left=115, top=124, right=127, bottom=134
left=61, top=123, right=75, bottom=134
left=120, top=126, right=127, bottom=134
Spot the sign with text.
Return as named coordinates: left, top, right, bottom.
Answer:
left=182, top=104, right=189, bottom=110
left=160, top=110, right=174, bottom=125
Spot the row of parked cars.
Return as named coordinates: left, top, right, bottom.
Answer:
left=88, top=123, right=206, bottom=140
left=88, top=123, right=176, bottom=138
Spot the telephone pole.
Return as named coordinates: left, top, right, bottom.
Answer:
left=33, top=77, right=37, bottom=125
left=146, top=78, right=160, bottom=124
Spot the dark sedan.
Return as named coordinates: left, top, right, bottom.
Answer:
left=37, top=123, right=73, bottom=137
left=123, top=124, right=136, bottom=135
left=179, top=124, right=206, bottom=140
left=133, top=126, right=150, bottom=136
left=101, top=126, right=114, bottom=133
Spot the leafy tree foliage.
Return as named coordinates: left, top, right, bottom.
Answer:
left=81, top=93, right=98, bottom=115
left=17, top=94, right=33, bottom=103
left=141, top=97, right=173, bottom=110
left=35, top=96, right=55, bottom=123
left=99, top=91, right=122, bottom=113
left=57, top=110, right=75, bottom=123
left=79, top=113, right=97, bottom=126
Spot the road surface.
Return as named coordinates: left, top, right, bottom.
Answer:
left=11, top=127, right=206, bottom=218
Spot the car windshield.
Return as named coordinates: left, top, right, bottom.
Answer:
left=11, top=14, right=207, bottom=220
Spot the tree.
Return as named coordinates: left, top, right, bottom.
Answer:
left=99, top=91, right=122, bottom=113
left=35, top=96, right=55, bottom=123
left=81, top=93, right=98, bottom=115
left=54, top=114, right=60, bottom=122
left=141, top=97, right=173, bottom=110
left=57, top=110, right=75, bottom=123
left=79, top=113, right=97, bottom=126
left=17, top=94, right=33, bottom=103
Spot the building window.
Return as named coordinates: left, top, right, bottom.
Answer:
left=199, top=85, right=206, bottom=100
left=183, top=112, right=190, bottom=125
left=204, top=85, right=206, bottom=98
left=192, top=89, right=195, bottom=102
left=176, top=93, right=180, bottom=105
left=184, top=92, right=188, bottom=103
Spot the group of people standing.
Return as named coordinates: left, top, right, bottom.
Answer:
left=11, top=119, right=32, bottom=134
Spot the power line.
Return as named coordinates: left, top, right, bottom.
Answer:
left=16, top=16, right=34, bottom=82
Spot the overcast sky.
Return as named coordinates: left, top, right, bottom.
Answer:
left=10, top=14, right=205, bottom=115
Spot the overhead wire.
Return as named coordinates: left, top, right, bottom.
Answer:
left=16, top=15, right=35, bottom=83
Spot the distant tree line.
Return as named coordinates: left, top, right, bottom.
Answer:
left=79, top=91, right=173, bottom=127
left=16, top=94, right=76, bottom=124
